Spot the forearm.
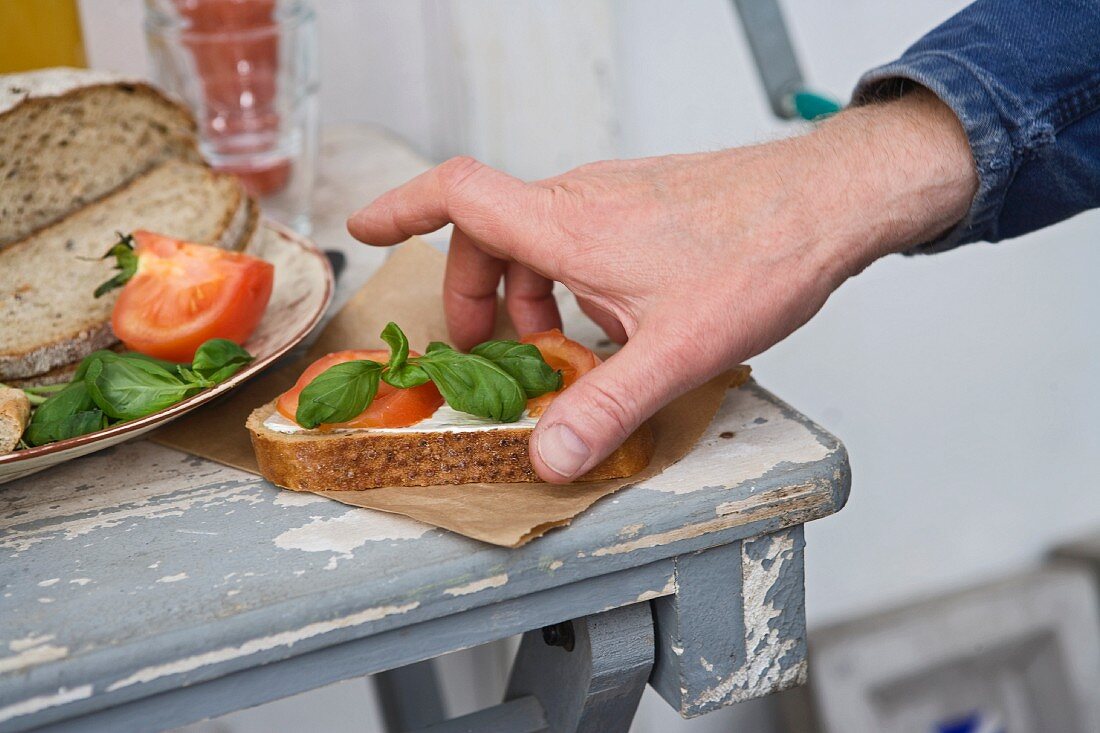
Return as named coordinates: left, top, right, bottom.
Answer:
left=853, top=0, right=1100, bottom=252
left=808, top=88, right=978, bottom=273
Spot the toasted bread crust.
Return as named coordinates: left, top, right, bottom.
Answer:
left=246, top=401, right=654, bottom=490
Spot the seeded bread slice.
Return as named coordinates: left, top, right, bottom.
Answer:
left=246, top=401, right=655, bottom=490
left=0, top=158, right=257, bottom=381
left=0, top=68, right=201, bottom=247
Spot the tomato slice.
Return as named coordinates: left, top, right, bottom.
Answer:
left=111, top=230, right=274, bottom=362
left=276, top=349, right=444, bottom=430
left=520, top=329, right=601, bottom=416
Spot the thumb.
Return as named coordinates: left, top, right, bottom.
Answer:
left=530, top=330, right=686, bottom=483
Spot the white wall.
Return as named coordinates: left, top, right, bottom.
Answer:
left=78, top=0, right=1100, bottom=730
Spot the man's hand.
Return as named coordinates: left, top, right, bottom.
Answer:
left=347, top=89, right=976, bottom=483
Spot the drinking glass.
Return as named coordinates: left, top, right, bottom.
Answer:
left=144, top=0, right=319, bottom=234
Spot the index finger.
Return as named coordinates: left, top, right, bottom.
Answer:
left=346, top=156, right=529, bottom=250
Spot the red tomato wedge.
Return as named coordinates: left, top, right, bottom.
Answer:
left=276, top=349, right=444, bottom=430
left=111, top=230, right=274, bottom=362
left=520, top=329, right=601, bottom=416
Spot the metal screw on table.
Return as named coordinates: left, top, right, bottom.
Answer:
left=542, top=620, right=576, bottom=651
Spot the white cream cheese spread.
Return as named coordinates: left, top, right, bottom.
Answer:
left=263, top=404, right=541, bottom=434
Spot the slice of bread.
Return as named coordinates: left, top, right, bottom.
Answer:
left=0, top=387, right=30, bottom=453
left=0, top=158, right=257, bottom=380
left=246, top=401, right=655, bottom=490
left=0, top=68, right=200, bottom=247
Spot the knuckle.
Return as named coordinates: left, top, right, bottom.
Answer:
left=437, top=156, right=485, bottom=192
left=580, top=380, right=640, bottom=440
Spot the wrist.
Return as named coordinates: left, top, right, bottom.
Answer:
left=807, top=87, right=977, bottom=273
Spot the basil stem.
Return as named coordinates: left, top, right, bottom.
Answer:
left=93, top=233, right=139, bottom=298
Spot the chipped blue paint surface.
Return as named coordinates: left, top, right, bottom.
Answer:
left=0, top=382, right=849, bottom=731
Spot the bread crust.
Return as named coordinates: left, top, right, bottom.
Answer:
left=246, top=401, right=654, bottom=490
left=0, top=68, right=196, bottom=124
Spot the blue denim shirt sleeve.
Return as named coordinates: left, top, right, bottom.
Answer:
left=851, top=0, right=1100, bottom=254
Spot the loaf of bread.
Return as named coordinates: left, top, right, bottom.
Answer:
left=0, top=158, right=257, bottom=381
left=0, top=68, right=201, bottom=247
left=246, top=401, right=655, bottom=490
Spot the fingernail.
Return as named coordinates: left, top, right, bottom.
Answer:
left=536, top=423, right=591, bottom=478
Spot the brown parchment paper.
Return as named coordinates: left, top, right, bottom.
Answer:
left=154, top=238, right=748, bottom=546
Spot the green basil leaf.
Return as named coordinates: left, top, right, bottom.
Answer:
left=204, top=363, right=247, bottom=384
left=383, top=362, right=430, bottom=389
left=23, top=381, right=99, bottom=446
left=191, top=339, right=252, bottom=380
left=54, top=410, right=109, bottom=441
left=126, top=352, right=183, bottom=372
left=379, top=322, right=429, bottom=388
left=70, top=350, right=180, bottom=382
left=471, top=340, right=563, bottom=398
left=84, top=356, right=198, bottom=420
left=380, top=322, right=410, bottom=371
left=72, top=350, right=125, bottom=381
left=426, top=341, right=453, bottom=354
left=416, top=350, right=526, bottom=422
left=295, top=360, right=383, bottom=429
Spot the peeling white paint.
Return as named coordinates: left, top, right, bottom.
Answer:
left=672, top=645, right=684, bottom=656
left=9, top=635, right=54, bottom=653
left=691, top=531, right=804, bottom=708
left=105, top=601, right=420, bottom=692
left=36, top=578, right=59, bottom=587
left=273, top=510, right=429, bottom=569
left=715, top=483, right=820, bottom=518
left=0, top=644, right=69, bottom=674
left=635, top=575, right=678, bottom=602
left=444, top=573, right=509, bottom=597
left=593, top=490, right=830, bottom=556
left=156, top=573, right=188, bottom=584
left=68, top=578, right=91, bottom=586
left=547, top=560, right=563, bottom=571
left=643, top=390, right=829, bottom=495
left=0, top=685, right=93, bottom=724
left=700, top=656, right=715, bottom=673
left=37, top=598, right=53, bottom=604
left=273, top=492, right=328, bottom=508
left=618, top=523, right=644, bottom=538
left=1, top=483, right=265, bottom=555
left=226, top=590, right=241, bottom=597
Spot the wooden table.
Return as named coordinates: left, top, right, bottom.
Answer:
left=0, top=125, right=850, bottom=733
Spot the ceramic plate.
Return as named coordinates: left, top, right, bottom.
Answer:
left=0, top=220, right=333, bottom=485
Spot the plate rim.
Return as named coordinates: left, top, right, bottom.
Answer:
left=0, top=218, right=334, bottom=466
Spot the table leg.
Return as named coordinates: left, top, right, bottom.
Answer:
left=373, top=659, right=447, bottom=732
left=649, top=526, right=808, bottom=717
left=504, top=602, right=655, bottom=733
